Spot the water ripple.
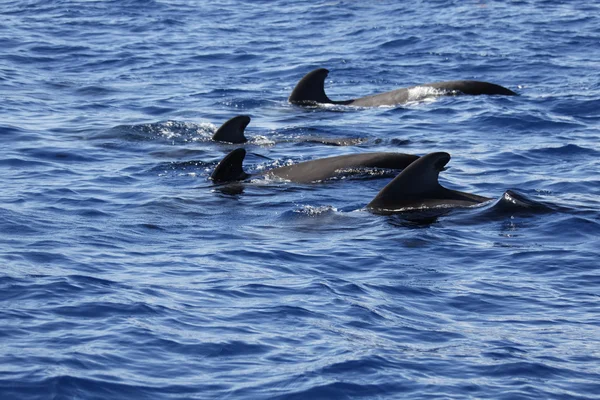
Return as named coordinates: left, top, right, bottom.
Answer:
left=1, top=0, right=600, bottom=399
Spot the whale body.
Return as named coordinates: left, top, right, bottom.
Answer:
left=211, top=150, right=547, bottom=216
left=289, top=68, right=517, bottom=107
left=367, top=152, right=491, bottom=212
left=210, top=148, right=419, bottom=184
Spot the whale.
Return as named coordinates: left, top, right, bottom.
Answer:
left=367, top=152, right=491, bottom=212
left=210, top=148, right=420, bottom=184
left=289, top=68, right=517, bottom=107
left=212, top=115, right=365, bottom=146
left=367, top=153, right=550, bottom=214
left=211, top=149, right=548, bottom=216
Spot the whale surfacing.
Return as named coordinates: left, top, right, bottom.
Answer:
left=211, top=148, right=419, bottom=184
left=367, top=152, right=491, bottom=212
left=210, top=150, right=545, bottom=216
left=289, top=68, right=517, bottom=107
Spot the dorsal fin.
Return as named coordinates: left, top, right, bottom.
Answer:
left=367, top=152, right=450, bottom=209
left=289, top=68, right=335, bottom=105
left=212, top=115, right=250, bottom=144
left=210, top=148, right=249, bottom=183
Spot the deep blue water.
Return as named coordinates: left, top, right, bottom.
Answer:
left=1, top=1, right=600, bottom=398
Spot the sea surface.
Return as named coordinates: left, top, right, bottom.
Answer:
left=1, top=1, right=600, bottom=399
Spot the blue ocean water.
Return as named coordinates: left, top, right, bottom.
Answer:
left=1, top=0, right=600, bottom=398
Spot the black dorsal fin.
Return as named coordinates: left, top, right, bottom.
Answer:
left=367, top=152, right=450, bottom=209
left=212, top=115, right=251, bottom=144
left=210, top=148, right=249, bottom=183
left=289, top=68, right=337, bottom=105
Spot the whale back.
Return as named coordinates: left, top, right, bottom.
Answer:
left=210, top=148, right=249, bottom=183
left=426, top=80, right=517, bottom=96
left=268, top=152, right=419, bottom=183
left=212, top=115, right=250, bottom=144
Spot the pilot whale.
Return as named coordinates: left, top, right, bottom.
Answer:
left=211, top=150, right=547, bottom=215
left=367, top=152, right=491, bottom=212
left=212, top=115, right=365, bottom=146
left=210, top=148, right=419, bottom=184
left=289, top=68, right=517, bottom=107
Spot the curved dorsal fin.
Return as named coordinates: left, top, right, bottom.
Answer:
left=210, top=148, right=249, bottom=183
left=289, top=68, right=335, bottom=105
left=367, top=152, right=450, bottom=209
left=212, top=115, right=251, bottom=144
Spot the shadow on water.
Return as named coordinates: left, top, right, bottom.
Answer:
left=385, top=211, right=443, bottom=228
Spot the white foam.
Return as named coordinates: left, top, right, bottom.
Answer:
left=251, top=135, right=276, bottom=146
left=293, top=205, right=338, bottom=216
left=405, top=86, right=446, bottom=104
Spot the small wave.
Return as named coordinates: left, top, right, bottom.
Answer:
left=479, top=361, right=565, bottom=379
left=149, top=148, right=209, bottom=159
left=141, top=337, right=273, bottom=358
left=292, top=205, right=338, bottom=217
left=99, top=120, right=215, bottom=143
left=140, top=106, right=176, bottom=116
left=75, top=85, right=117, bottom=96
left=527, top=143, right=599, bottom=157
left=473, top=113, right=583, bottom=130
left=0, top=124, right=27, bottom=137
left=0, top=374, right=221, bottom=400
left=151, top=160, right=211, bottom=171
left=380, top=36, right=421, bottom=49
left=485, top=150, right=547, bottom=168
left=249, top=135, right=276, bottom=146
left=149, top=160, right=211, bottom=177
left=272, top=381, right=393, bottom=400
left=389, top=138, right=412, bottom=146
left=53, top=301, right=164, bottom=318
left=21, top=148, right=100, bottom=163
left=0, top=158, right=50, bottom=168
left=218, top=98, right=273, bottom=110
left=29, top=44, right=90, bottom=55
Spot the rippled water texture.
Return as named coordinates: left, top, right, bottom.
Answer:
left=1, top=1, right=599, bottom=399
